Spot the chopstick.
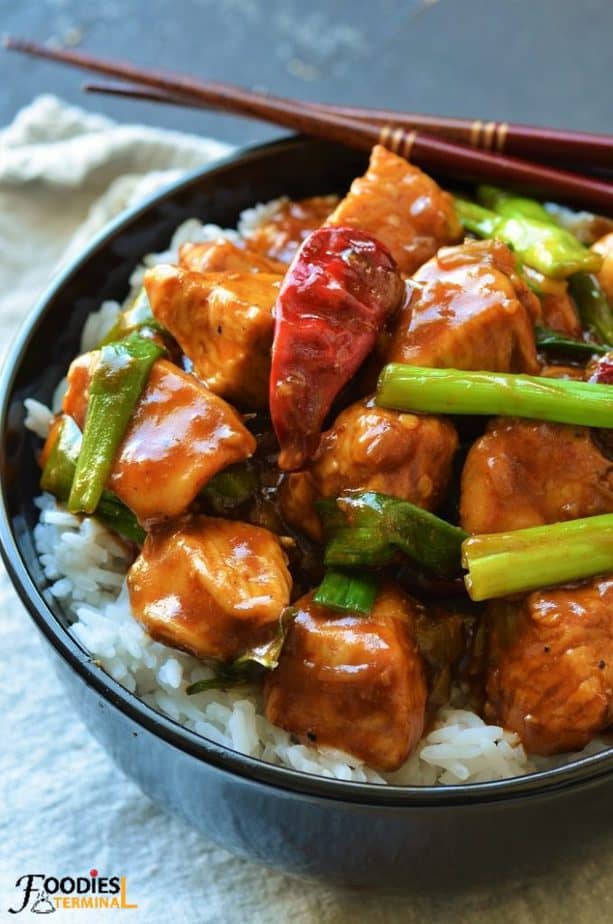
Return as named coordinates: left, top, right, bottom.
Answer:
left=5, top=36, right=613, bottom=215
left=305, top=103, right=613, bottom=170
left=84, top=79, right=613, bottom=171
left=83, top=82, right=613, bottom=170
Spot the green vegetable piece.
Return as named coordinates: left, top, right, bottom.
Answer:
left=202, top=463, right=259, bottom=512
left=463, top=513, right=613, bottom=601
left=476, top=185, right=553, bottom=223
left=534, top=326, right=609, bottom=358
left=95, top=494, right=146, bottom=545
left=377, top=364, right=613, bottom=429
left=569, top=272, right=613, bottom=345
left=186, top=607, right=296, bottom=694
left=99, top=289, right=164, bottom=346
left=68, top=335, right=164, bottom=515
left=320, top=490, right=467, bottom=577
left=40, top=415, right=145, bottom=544
left=185, top=675, right=247, bottom=695
left=40, top=415, right=82, bottom=499
left=455, top=197, right=602, bottom=279
left=313, top=569, right=378, bottom=614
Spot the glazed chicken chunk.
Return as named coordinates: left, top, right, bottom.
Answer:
left=486, top=577, right=613, bottom=754
left=460, top=418, right=613, bottom=534
left=242, top=194, right=339, bottom=263
left=179, top=239, right=286, bottom=275
left=326, top=144, right=461, bottom=274
left=144, top=264, right=282, bottom=408
left=280, top=398, right=458, bottom=540
left=61, top=355, right=256, bottom=523
left=264, top=584, right=428, bottom=771
left=386, top=239, right=541, bottom=373
left=128, top=515, right=292, bottom=661
left=539, top=290, right=581, bottom=337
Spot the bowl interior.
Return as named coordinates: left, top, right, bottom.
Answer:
left=1, top=136, right=612, bottom=806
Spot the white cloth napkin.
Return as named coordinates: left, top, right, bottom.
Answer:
left=1, top=96, right=612, bottom=924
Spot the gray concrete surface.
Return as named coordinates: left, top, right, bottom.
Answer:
left=1, top=0, right=612, bottom=143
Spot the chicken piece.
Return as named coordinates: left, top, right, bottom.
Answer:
left=179, top=239, right=286, bottom=275
left=243, top=195, right=339, bottom=263
left=128, top=515, right=292, bottom=661
left=485, top=576, right=613, bottom=754
left=62, top=355, right=256, bottom=523
left=592, top=231, right=613, bottom=304
left=386, top=239, right=541, bottom=373
left=144, top=264, right=282, bottom=409
left=460, top=418, right=613, bottom=534
left=279, top=398, right=458, bottom=540
left=326, top=145, right=461, bottom=274
left=539, top=291, right=581, bottom=337
left=264, top=584, right=427, bottom=770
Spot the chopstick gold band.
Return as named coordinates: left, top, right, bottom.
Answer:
left=496, top=121, right=509, bottom=153
left=482, top=121, right=496, bottom=151
left=379, top=125, right=417, bottom=161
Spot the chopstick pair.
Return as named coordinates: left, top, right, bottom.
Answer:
left=83, top=79, right=613, bottom=171
left=5, top=36, right=613, bottom=214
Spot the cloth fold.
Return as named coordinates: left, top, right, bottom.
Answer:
left=0, top=94, right=230, bottom=357
left=1, top=96, right=611, bottom=924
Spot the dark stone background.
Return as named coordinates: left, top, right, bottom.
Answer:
left=1, top=0, right=612, bottom=142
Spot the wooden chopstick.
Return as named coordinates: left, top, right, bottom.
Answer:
left=84, top=79, right=613, bottom=176
left=5, top=36, right=613, bottom=214
left=304, top=102, right=613, bottom=170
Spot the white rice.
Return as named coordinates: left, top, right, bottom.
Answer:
left=29, top=485, right=537, bottom=786
left=25, top=204, right=609, bottom=786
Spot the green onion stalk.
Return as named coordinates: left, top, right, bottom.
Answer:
left=186, top=607, right=295, bottom=693
left=313, top=569, right=378, bottom=614
left=68, top=334, right=164, bottom=514
left=41, top=415, right=145, bottom=544
left=471, top=185, right=613, bottom=343
left=99, top=289, right=165, bottom=346
left=201, top=463, right=259, bottom=514
left=455, top=195, right=602, bottom=279
left=534, top=327, right=609, bottom=359
left=318, top=490, right=467, bottom=577
left=569, top=272, right=613, bottom=346
left=377, top=365, right=613, bottom=429
left=463, top=513, right=613, bottom=601
left=476, top=185, right=553, bottom=223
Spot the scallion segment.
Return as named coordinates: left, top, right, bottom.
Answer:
left=68, top=335, right=163, bottom=514
left=462, top=514, right=613, bottom=601
left=472, top=187, right=613, bottom=345
left=95, top=494, right=146, bottom=545
left=99, top=289, right=165, bottom=346
left=40, top=414, right=82, bottom=499
left=319, top=491, right=467, bottom=577
left=40, top=416, right=145, bottom=544
left=202, top=463, right=258, bottom=513
left=476, top=185, right=553, bottom=224
left=186, top=607, right=296, bottom=694
left=569, top=272, right=613, bottom=345
left=377, top=364, right=613, bottom=429
left=313, top=569, right=378, bottom=615
left=455, top=197, right=602, bottom=279
left=534, top=327, right=609, bottom=358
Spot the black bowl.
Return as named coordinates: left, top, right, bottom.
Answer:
left=1, top=137, right=612, bottom=890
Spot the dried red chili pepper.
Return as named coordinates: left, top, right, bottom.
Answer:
left=270, top=226, right=404, bottom=470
